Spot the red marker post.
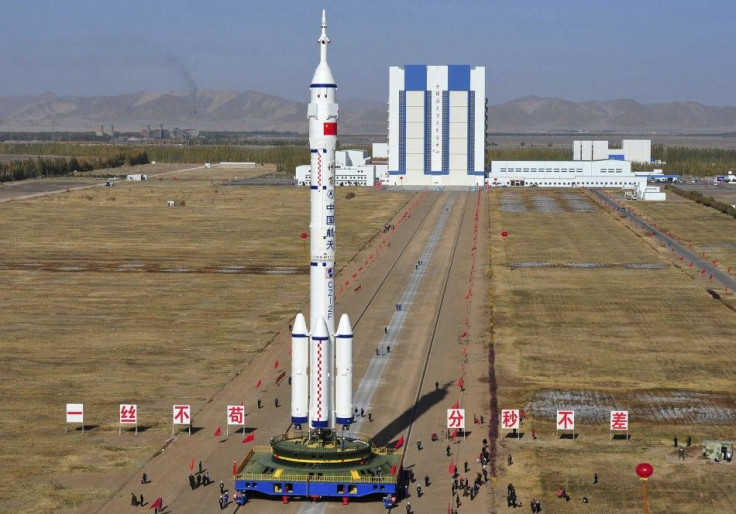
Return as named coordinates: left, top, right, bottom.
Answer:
left=300, top=232, right=308, bottom=263
left=501, top=231, right=509, bottom=262
left=636, top=462, right=654, bottom=514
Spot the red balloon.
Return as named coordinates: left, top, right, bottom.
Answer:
left=635, top=462, right=654, bottom=479
left=300, top=232, right=308, bottom=239
left=501, top=231, right=508, bottom=238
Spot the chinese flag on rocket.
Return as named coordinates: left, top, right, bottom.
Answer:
left=323, top=122, right=337, bottom=135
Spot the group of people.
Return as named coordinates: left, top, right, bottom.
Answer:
left=529, top=497, right=542, bottom=512
left=188, top=471, right=212, bottom=490
left=130, top=472, right=150, bottom=508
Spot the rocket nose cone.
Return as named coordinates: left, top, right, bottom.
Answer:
left=312, top=316, right=329, bottom=338
left=336, top=313, right=352, bottom=336
left=292, top=313, right=308, bottom=335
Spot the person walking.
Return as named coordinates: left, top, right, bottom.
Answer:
left=594, top=473, right=598, bottom=484
left=220, top=480, right=225, bottom=494
left=274, top=398, right=279, bottom=408
left=131, top=493, right=138, bottom=507
left=674, top=436, right=678, bottom=447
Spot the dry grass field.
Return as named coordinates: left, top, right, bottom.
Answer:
left=489, top=188, right=736, bottom=513
left=616, top=190, right=736, bottom=275
left=0, top=167, right=412, bottom=512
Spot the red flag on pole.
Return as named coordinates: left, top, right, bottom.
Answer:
left=232, top=460, right=237, bottom=475
left=274, top=360, right=279, bottom=369
left=256, top=378, right=262, bottom=389
left=451, top=429, right=458, bottom=442
left=189, top=458, right=194, bottom=472
left=452, top=401, right=460, bottom=409
left=457, top=377, right=464, bottom=389
left=214, top=426, right=221, bottom=437
left=394, top=436, right=404, bottom=449
left=150, top=497, right=162, bottom=510
left=390, top=464, right=397, bottom=475
left=448, top=504, right=452, bottom=514
left=242, top=432, right=255, bottom=443
left=448, top=459, right=454, bottom=475
left=460, top=330, right=467, bottom=338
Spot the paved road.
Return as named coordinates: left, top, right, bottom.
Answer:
left=591, top=189, right=736, bottom=292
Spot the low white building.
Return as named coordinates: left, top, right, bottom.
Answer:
left=372, top=143, right=388, bottom=159
left=636, top=183, right=666, bottom=201
left=295, top=150, right=386, bottom=186
left=489, top=159, right=646, bottom=189
left=126, top=174, right=147, bottom=181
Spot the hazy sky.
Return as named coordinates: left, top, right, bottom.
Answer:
left=1, top=0, right=735, bottom=105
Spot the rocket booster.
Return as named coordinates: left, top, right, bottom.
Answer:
left=291, top=9, right=353, bottom=431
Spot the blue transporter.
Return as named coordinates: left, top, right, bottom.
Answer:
left=234, top=431, right=402, bottom=505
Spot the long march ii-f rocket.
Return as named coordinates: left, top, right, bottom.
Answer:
left=291, top=10, right=353, bottom=434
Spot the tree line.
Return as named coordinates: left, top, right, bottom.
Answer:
left=0, top=150, right=149, bottom=182
left=0, top=142, right=309, bottom=178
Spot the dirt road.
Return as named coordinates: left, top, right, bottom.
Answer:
left=88, top=189, right=490, bottom=514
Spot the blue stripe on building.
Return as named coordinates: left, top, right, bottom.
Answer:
left=404, top=65, right=427, bottom=91
left=448, top=65, right=470, bottom=91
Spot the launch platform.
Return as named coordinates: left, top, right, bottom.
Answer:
left=234, top=431, right=403, bottom=504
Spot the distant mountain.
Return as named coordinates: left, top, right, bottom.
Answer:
left=488, top=96, right=736, bottom=133
left=1, top=90, right=736, bottom=135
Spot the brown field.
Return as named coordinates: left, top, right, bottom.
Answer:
left=0, top=167, right=411, bottom=512
left=490, top=188, right=736, bottom=513
left=4, top=173, right=736, bottom=513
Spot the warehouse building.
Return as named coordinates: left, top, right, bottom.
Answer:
left=489, top=159, right=646, bottom=189
left=386, top=65, right=486, bottom=186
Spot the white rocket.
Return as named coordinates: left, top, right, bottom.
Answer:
left=291, top=9, right=353, bottom=432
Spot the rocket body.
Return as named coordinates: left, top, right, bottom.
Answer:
left=291, top=9, right=353, bottom=432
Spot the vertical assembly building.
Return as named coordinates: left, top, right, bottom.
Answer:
left=388, top=65, right=486, bottom=186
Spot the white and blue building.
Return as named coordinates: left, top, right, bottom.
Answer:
left=387, top=65, right=486, bottom=187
